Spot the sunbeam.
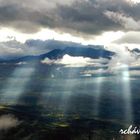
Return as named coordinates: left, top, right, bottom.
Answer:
left=121, top=66, right=133, bottom=125
left=93, top=73, right=104, bottom=117
left=42, top=66, right=81, bottom=118
left=0, top=64, right=36, bottom=105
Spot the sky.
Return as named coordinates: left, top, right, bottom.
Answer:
left=0, top=0, right=139, bottom=44
left=0, top=0, right=140, bottom=66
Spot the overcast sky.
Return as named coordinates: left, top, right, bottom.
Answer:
left=0, top=0, right=140, bottom=51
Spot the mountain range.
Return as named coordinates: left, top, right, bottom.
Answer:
left=0, top=47, right=115, bottom=63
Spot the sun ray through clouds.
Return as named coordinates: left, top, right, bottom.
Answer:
left=93, top=75, right=104, bottom=117
left=0, top=63, right=36, bottom=105
left=92, top=51, right=105, bottom=117
left=121, top=66, right=133, bottom=125
left=42, top=65, right=79, bottom=118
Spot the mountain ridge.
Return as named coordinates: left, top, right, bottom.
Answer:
left=0, top=47, right=115, bottom=63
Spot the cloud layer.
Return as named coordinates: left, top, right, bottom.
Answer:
left=0, top=0, right=140, bottom=36
left=41, top=54, right=108, bottom=67
left=0, top=39, right=103, bottom=58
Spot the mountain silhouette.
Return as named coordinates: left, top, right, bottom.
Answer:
left=0, top=47, right=115, bottom=63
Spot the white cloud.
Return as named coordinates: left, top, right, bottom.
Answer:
left=114, top=31, right=140, bottom=44
left=107, top=46, right=140, bottom=72
left=0, top=41, right=26, bottom=58
left=79, top=49, right=140, bottom=76
left=41, top=58, right=56, bottom=65
left=41, top=54, right=108, bottom=67
left=0, top=114, right=19, bottom=130
left=0, top=40, right=49, bottom=58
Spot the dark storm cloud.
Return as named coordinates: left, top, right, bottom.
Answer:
left=0, top=0, right=140, bottom=35
left=56, top=2, right=120, bottom=35
left=0, top=3, right=54, bottom=33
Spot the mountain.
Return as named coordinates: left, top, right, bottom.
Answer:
left=0, top=47, right=115, bottom=63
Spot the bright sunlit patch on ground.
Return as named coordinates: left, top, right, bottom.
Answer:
left=81, top=69, right=108, bottom=76
left=122, top=70, right=130, bottom=81
left=0, top=65, right=35, bottom=105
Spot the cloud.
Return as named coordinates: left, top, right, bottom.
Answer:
left=25, top=39, right=91, bottom=51
left=0, top=41, right=26, bottom=58
left=0, top=38, right=140, bottom=72
left=107, top=46, right=140, bottom=72
left=114, top=31, right=140, bottom=44
left=0, top=39, right=104, bottom=59
left=0, top=40, right=62, bottom=58
left=104, top=11, right=140, bottom=30
left=41, top=54, right=108, bottom=67
left=0, top=114, right=19, bottom=130
left=0, top=0, right=140, bottom=36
